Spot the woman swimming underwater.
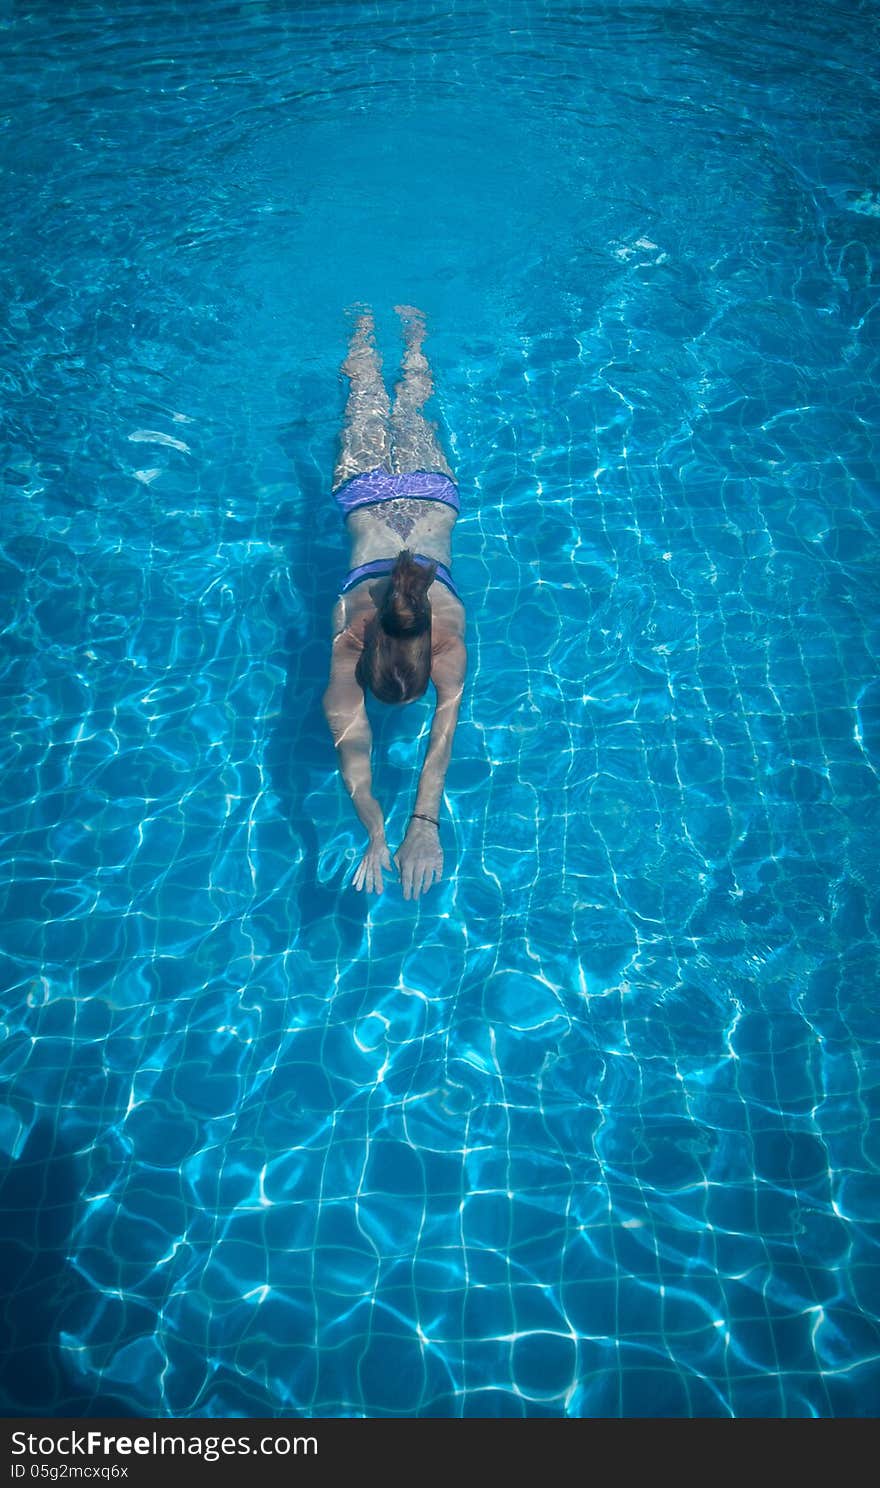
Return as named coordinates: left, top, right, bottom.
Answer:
left=322, top=306, right=467, bottom=901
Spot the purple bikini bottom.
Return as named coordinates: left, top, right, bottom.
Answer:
left=335, top=468, right=461, bottom=600
left=334, top=467, right=460, bottom=516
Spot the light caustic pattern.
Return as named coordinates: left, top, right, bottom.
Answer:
left=1, top=0, right=879, bottom=1418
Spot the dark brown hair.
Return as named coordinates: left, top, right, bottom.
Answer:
left=357, top=550, right=436, bottom=704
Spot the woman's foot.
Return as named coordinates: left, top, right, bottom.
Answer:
left=394, top=303, right=427, bottom=348
left=394, top=304, right=431, bottom=391
left=342, top=308, right=381, bottom=379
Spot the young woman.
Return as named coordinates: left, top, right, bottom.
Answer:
left=322, top=306, right=467, bottom=901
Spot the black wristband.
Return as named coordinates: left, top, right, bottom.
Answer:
left=411, top=812, right=439, bottom=827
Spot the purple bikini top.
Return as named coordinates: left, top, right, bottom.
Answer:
left=341, top=554, right=460, bottom=600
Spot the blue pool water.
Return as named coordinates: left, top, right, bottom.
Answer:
left=2, top=0, right=879, bottom=1419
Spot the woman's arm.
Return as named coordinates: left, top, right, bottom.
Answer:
left=395, top=634, right=467, bottom=900
left=322, top=630, right=391, bottom=891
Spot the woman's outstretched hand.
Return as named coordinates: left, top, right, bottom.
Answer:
left=395, top=819, right=443, bottom=900
left=353, top=837, right=394, bottom=894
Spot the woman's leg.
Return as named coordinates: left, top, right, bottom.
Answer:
left=389, top=305, right=454, bottom=478
left=333, top=311, right=391, bottom=490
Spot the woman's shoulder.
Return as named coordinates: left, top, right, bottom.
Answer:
left=430, top=581, right=465, bottom=637
left=331, top=590, right=374, bottom=648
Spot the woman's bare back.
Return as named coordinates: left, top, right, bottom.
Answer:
left=344, top=497, right=456, bottom=569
